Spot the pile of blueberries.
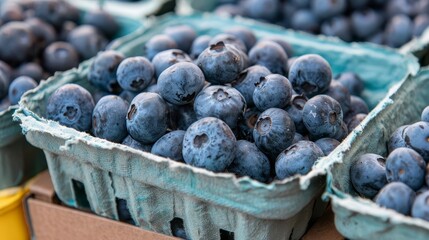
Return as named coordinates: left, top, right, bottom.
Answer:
left=213, top=0, right=429, bottom=48
left=0, top=0, right=120, bottom=111
left=46, top=24, right=370, bottom=184
left=351, top=107, right=429, bottom=221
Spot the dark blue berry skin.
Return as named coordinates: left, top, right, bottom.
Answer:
left=92, top=89, right=110, bottom=104
left=334, top=121, right=349, bottom=141
left=315, top=138, right=340, bottom=156
left=248, top=40, right=288, bottom=76
left=43, top=41, right=79, bottom=74
left=26, top=18, right=56, bottom=52
left=46, top=84, right=95, bottom=132
left=83, top=9, right=119, bottom=38
left=326, top=80, right=351, bottom=115
left=286, top=94, right=308, bottom=134
left=375, top=182, right=416, bottom=215
left=182, top=117, right=237, bottom=173
left=231, top=65, right=271, bottom=108
left=311, top=0, right=346, bottom=20
left=348, top=0, right=369, bottom=10
left=253, top=108, right=296, bottom=161
left=0, top=22, right=35, bottom=66
left=321, top=16, right=353, bottom=42
left=88, top=50, right=125, bottom=93
left=122, top=135, right=152, bottom=152
left=209, top=33, right=247, bottom=53
left=386, top=148, right=426, bottom=191
left=242, top=0, right=279, bottom=22
left=253, top=74, right=292, bottom=112
left=15, top=62, right=44, bottom=83
left=347, top=113, right=367, bottom=133
left=225, top=27, right=257, bottom=51
left=92, top=95, right=128, bottom=143
left=144, top=34, right=178, bottom=61
left=152, top=49, right=192, bottom=78
left=303, top=95, right=344, bottom=141
left=237, top=108, right=260, bottom=142
left=196, top=41, right=248, bottom=85
left=413, top=14, right=429, bottom=37
left=350, top=10, right=384, bottom=40
left=260, top=37, right=293, bottom=58
left=126, top=92, right=169, bottom=144
left=335, top=72, right=364, bottom=96
left=169, top=103, right=197, bottom=131
left=0, top=98, right=11, bottom=112
left=194, top=85, right=246, bottom=129
left=388, top=125, right=409, bottom=153
left=292, top=132, right=306, bottom=144
left=33, top=0, right=79, bottom=30
left=416, top=185, right=429, bottom=196
left=190, top=35, right=211, bottom=59
left=386, top=0, right=415, bottom=18
left=412, top=191, right=429, bottom=221
left=8, top=76, right=37, bottom=105
left=291, top=10, right=319, bottom=33
left=350, top=153, right=388, bottom=198
left=227, top=140, right=271, bottom=182
left=403, top=121, right=429, bottom=163
left=345, top=96, right=369, bottom=122
left=158, top=62, right=205, bottom=106
left=0, top=71, right=8, bottom=99
left=368, top=32, right=384, bottom=45
left=67, top=25, right=108, bottom=60
left=116, top=56, right=154, bottom=92
left=151, top=130, right=186, bottom=162
left=385, top=15, right=413, bottom=48
left=275, top=140, right=324, bottom=180
left=0, top=2, right=24, bottom=24
left=0, top=60, right=13, bottom=81
left=422, top=106, right=429, bottom=122
left=119, top=91, right=137, bottom=105
left=164, top=25, right=197, bottom=53
left=288, top=54, right=332, bottom=98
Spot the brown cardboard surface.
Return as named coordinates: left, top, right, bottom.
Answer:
left=303, top=206, right=344, bottom=240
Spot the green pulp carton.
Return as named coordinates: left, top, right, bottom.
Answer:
left=14, top=14, right=418, bottom=240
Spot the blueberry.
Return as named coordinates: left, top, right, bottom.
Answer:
left=144, top=34, right=178, bottom=61
left=375, top=182, right=416, bottom=215
left=67, top=25, right=108, bottom=60
left=190, top=35, right=211, bottom=59
left=386, top=0, right=415, bottom=18
left=292, top=132, right=307, bottom=144
left=291, top=10, right=319, bottom=33
left=242, top=0, right=279, bottom=22
left=321, top=16, right=353, bottom=42
left=275, top=140, right=324, bottom=180
left=122, top=135, right=152, bottom=152
left=0, top=97, right=11, bottom=112
left=164, top=25, right=197, bottom=53
left=59, top=20, right=76, bottom=41
left=416, top=185, right=429, bottom=196
left=253, top=108, right=296, bottom=160
left=26, top=17, right=56, bottom=51
left=0, top=60, right=12, bottom=81
left=403, top=121, right=429, bottom=162
left=231, top=65, right=271, bottom=107
left=209, top=33, right=247, bottom=53
left=33, top=0, right=79, bottom=30
left=326, top=80, right=351, bottom=114
left=46, top=83, right=95, bottom=132
left=83, top=9, right=119, bottom=38
left=197, top=41, right=248, bottom=85
left=411, top=191, right=429, bottom=220
left=288, top=54, right=332, bottom=98
left=314, top=138, right=340, bottom=156
left=260, top=37, right=293, bottom=58
left=182, top=117, right=237, bottom=172
left=347, top=113, right=367, bottom=132
left=8, top=76, right=37, bottom=105
left=422, top=106, right=429, bottom=122
left=126, top=92, right=169, bottom=144
left=367, top=32, right=385, bottom=45
left=253, top=74, right=292, bottom=111
left=43, top=41, right=79, bottom=73
left=194, top=85, right=246, bottom=129
left=311, top=0, right=347, bottom=20
left=151, top=130, right=186, bottom=162
left=290, top=0, right=311, bottom=9
left=152, top=49, right=192, bottom=78
left=0, top=70, right=9, bottom=99
left=0, top=21, right=35, bottom=66
left=303, top=95, right=344, bottom=141
left=158, top=62, right=205, bottom=105
left=350, top=153, right=388, bottom=198
left=388, top=125, right=409, bottom=153
left=116, top=56, right=154, bottom=92
left=286, top=94, right=308, bottom=134
left=350, top=10, right=384, bottom=40
left=348, top=0, right=369, bottom=10
left=118, top=91, right=137, bottom=105
left=413, top=14, right=429, bottom=36
left=385, top=14, right=413, bottom=48
left=0, top=2, right=24, bottom=24
left=224, top=27, right=257, bottom=51
left=169, top=103, right=197, bottom=131
left=335, top=72, right=364, bottom=96
left=15, top=62, right=44, bottom=83
left=248, top=40, right=288, bottom=75
left=227, top=140, right=271, bottom=182
left=347, top=96, right=369, bottom=119
left=88, top=50, right=125, bottom=93
left=386, top=147, right=426, bottom=191
left=237, top=108, right=260, bottom=142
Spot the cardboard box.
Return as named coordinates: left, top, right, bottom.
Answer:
left=25, top=171, right=343, bottom=240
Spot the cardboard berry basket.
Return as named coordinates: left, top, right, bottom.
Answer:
left=14, top=14, right=418, bottom=240
left=313, top=67, right=429, bottom=240
left=0, top=10, right=141, bottom=190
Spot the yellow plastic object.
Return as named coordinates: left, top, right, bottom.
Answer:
left=0, top=186, right=29, bottom=240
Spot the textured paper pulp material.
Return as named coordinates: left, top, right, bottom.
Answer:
left=15, top=14, right=418, bottom=240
